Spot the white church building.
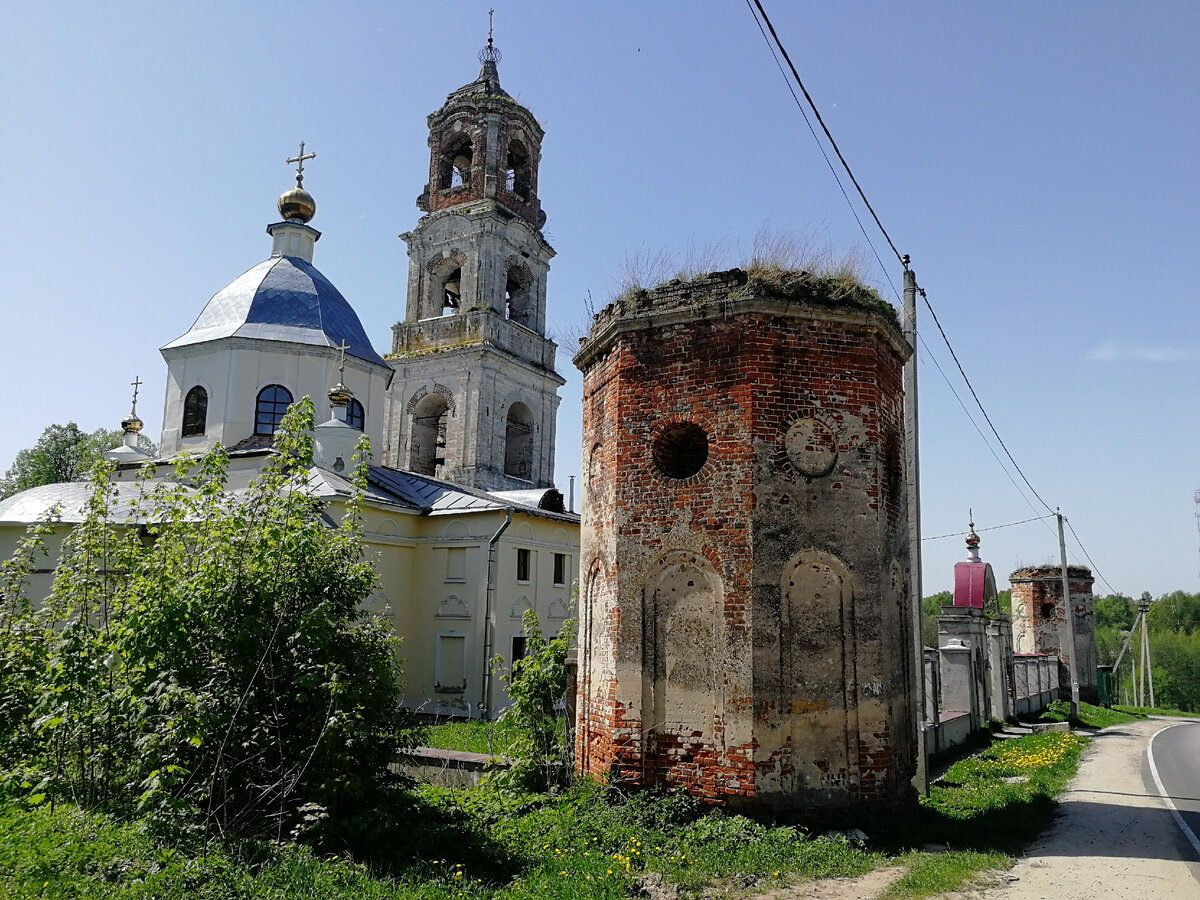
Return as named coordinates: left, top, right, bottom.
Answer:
left=0, top=46, right=579, bottom=719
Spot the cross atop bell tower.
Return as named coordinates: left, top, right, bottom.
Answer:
left=382, top=35, right=563, bottom=492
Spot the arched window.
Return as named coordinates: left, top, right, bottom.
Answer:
left=505, top=140, right=531, bottom=200
left=439, top=137, right=473, bottom=190
left=410, top=394, right=450, bottom=477
left=182, top=386, right=208, bottom=437
left=505, top=265, right=531, bottom=326
left=254, top=384, right=293, bottom=436
left=504, top=402, right=534, bottom=481
left=441, top=267, right=462, bottom=316
left=346, top=398, right=365, bottom=431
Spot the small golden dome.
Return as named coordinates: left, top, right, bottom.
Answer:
left=121, top=414, right=144, bottom=434
left=279, top=187, right=316, bottom=223
left=328, top=382, right=353, bottom=407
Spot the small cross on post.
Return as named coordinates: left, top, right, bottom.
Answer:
left=130, top=375, right=142, bottom=415
left=335, top=340, right=350, bottom=381
left=286, top=141, right=317, bottom=188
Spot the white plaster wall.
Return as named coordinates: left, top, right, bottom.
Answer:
left=161, top=338, right=390, bottom=457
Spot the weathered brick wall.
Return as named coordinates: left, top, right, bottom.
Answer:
left=1009, top=566, right=1097, bottom=702
left=574, top=269, right=916, bottom=809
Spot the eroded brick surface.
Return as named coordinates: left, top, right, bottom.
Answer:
left=573, top=270, right=917, bottom=810
left=1010, top=566, right=1097, bottom=702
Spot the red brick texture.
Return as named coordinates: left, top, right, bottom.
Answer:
left=1009, top=566, right=1097, bottom=703
left=573, top=269, right=918, bottom=811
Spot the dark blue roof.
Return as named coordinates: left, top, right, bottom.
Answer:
left=162, top=256, right=388, bottom=369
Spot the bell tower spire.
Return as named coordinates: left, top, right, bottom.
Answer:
left=383, top=34, right=563, bottom=492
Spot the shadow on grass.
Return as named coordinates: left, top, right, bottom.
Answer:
left=317, top=786, right=525, bottom=887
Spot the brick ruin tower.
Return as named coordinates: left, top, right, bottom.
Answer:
left=572, top=268, right=917, bottom=810
left=1009, top=565, right=1097, bottom=702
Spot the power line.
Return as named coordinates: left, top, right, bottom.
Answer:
left=748, top=0, right=905, bottom=269
left=746, top=3, right=1068, bottom=553
left=743, top=0, right=899, bottom=300
left=1064, top=516, right=1121, bottom=598
left=917, top=334, right=1056, bottom=534
left=923, top=514, right=1055, bottom=542
left=917, top=288, right=1055, bottom=516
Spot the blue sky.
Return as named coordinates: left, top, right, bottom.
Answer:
left=2, top=2, right=1197, bottom=597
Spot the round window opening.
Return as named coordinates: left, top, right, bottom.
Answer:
left=653, top=422, right=709, bottom=479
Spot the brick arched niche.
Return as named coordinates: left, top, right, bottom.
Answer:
left=575, top=557, right=604, bottom=774
left=641, top=550, right=724, bottom=781
left=778, top=549, right=859, bottom=800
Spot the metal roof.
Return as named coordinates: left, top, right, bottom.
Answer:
left=0, top=480, right=188, bottom=525
left=161, top=256, right=388, bottom=368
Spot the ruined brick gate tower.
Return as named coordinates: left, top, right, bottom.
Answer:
left=573, top=269, right=917, bottom=809
left=1010, top=565, right=1098, bottom=703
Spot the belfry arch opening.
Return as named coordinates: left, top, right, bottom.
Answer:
left=505, top=265, right=532, bottom=326
left=441, top=267, right=462, bottom=316
left=411, top=394, right=450, bottom=477
left=504, top=402, right=534, bottom=481
left=505, top=140, right=531, bottom=200
left=440, top=136, right=473, bottom=190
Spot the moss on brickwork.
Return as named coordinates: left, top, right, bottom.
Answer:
left=608, top=267, right=899, bottom=330
left=741, top=264, right=899, bottom=327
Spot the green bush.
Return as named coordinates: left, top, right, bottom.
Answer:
left=0, top=400, right=415, bottom=843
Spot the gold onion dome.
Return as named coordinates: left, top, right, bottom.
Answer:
left=121, top=414, right=144, bottom=434
left=278, top=186, right=316, bottom=224
left=328, top=382, right=353, bottom=407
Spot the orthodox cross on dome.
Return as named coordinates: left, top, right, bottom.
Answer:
left=479, top=8, right=501, bottom=63
left=335, top=339, right=350, bottom=380
left=286, top=141, right=317, bottom=188
left=129, top=375, right=142, bottom=416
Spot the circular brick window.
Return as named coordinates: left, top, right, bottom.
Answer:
left=653, top=422, right=709, bottom=479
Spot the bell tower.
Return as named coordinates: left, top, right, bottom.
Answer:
left=382, top=33, right=564, bottom=491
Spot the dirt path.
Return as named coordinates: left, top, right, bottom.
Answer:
left=942, top=717, right=1200, bottom=899
left=745, top=717, right=1200, bottom=900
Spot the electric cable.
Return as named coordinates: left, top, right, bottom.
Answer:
left=923, top=514, right=1055, bottom=543
left=748, top=0, right=905, bottom=268
left=743, top=0, right=899, bottom=300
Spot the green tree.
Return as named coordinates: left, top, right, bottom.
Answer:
left=0, top=400, right=411, bottom=842
left=492, top=608, right=575, bottom=793
left=921, top=591, right=952, bottom=648
left=1148, top=591, right=1200, bottom=635
left=0, top=423, right=157, bottom=499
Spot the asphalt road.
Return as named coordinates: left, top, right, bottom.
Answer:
left=961, top=716, right=1200, bottom=899
left=1148, top=721, right=1200, bottom=861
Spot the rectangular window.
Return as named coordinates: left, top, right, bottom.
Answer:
left=435, top=633, right=466, bottom=693
left=553, top=553, right=569, bottom=587
left=516, top=547, right=531, bottom=583
left=511, top=634, right=528, bottom=669
left=445, top=547, right=466, bottom=582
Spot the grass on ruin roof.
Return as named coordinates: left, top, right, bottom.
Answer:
left=609, top=231, right=901, bottom=329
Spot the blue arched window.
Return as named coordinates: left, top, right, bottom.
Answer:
left=254, top=384, right=293, bottom=435
left=182, top=386, right=208, bottom=437
left=347, top=398, right=365, bottom=431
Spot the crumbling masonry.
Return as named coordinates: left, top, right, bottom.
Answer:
left=1010, top=565, right=1097, bottom=703
left=573, top=269, right=918, bottom=809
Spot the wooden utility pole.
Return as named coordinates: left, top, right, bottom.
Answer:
left=1057, top=511, right=1080, bottom=717
left=902, top=260, right=927, bottom=796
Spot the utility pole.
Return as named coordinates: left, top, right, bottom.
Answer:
left=1138, top=591, right=1155, bottom=708
left=1056, top=511, right=1080, bottom=717
left=902, top=259, right=927, bottom=796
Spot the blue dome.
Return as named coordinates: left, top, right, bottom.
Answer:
left=162, top=255, right=388, bottom=369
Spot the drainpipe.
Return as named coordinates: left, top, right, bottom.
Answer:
left=480, top=507, right=513, bottom=719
